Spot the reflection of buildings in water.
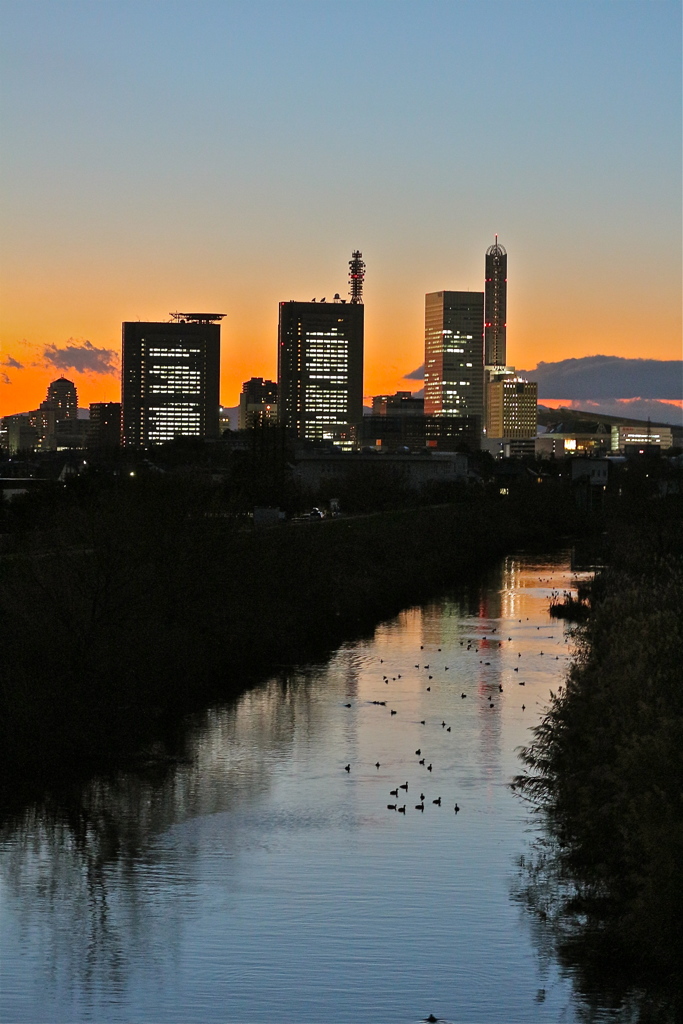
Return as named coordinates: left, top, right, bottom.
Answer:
left=500, top=556, right=524, bottom=621
left=501, top=552, right=575, bottom=624
left=477, top=567, right=504, bottom=624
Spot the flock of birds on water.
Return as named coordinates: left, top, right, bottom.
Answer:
left=339, top=576, right=572, bottom=820
left=335, top=573, right=573, bottom=1024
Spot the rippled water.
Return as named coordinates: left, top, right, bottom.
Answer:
left=1, top=553, right=591, bottom=1023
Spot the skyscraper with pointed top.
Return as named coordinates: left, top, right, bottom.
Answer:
left=484, top=237, right=507, bottom=368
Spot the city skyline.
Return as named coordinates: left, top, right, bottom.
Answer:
left=1, top=1, right=681, bottom=419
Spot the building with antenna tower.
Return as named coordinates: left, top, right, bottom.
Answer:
left=349, top=251, right=365, bottom=304
left=278, top=251, right=364, bottom=445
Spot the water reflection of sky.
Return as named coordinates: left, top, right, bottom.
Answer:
left=0, top=553, right=590, bottom=1024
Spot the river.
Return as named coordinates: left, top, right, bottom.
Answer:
left=1, top=551, right=595, bottom=1023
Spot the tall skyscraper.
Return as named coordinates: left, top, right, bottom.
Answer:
left=484, top=238, right=507, bottom=368
left=278, top=252, right=364, bottom=444
left=424, top=291, right=484, bottom=425
left=121, top=313, right=223, bottom=446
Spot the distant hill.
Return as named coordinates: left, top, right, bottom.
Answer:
left=537, top=405, right=683, bottom=443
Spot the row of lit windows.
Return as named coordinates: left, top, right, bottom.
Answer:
left=149, top=406, right=200, bottom=414
left=150, top=373, right=201, bottom=381
left=145, top=347, right=201, bottom=357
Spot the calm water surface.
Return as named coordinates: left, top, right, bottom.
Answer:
left=1, top=553, right=594, bottom=1023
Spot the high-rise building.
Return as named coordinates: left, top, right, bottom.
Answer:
left=424, top=291, right=484, bottom=428
left=238, top=377, right=278, bottom=430
left=484, top=238, right=507, bottom=368
left=121, top=313, right=223, bottom=446
left=278, top=252, right=364, bottom=444
left=46, top=377, right=78, bottom=420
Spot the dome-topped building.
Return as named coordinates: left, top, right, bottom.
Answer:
left=46, top=377, right=78, bottom=420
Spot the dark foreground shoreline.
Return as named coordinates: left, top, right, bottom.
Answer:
left=516, top=497, right=683, bottom=1020
left=1, top=482, right=592, bottom=789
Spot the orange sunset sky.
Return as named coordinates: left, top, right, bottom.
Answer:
left=1, top=2, right=681, bottom=417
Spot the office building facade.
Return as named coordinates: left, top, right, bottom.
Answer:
left=278, top=301, right=363, bottom=443
left=486, top=375, right=537, bottom=439
left=121, top=314, right=222, bottom=446
left=424, top=291, right=484, bottom=429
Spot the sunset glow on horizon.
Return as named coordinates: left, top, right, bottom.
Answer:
left=1, top=1, right=680, bottom=417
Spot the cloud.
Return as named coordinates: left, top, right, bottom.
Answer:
left=403, top=364, right=425, bottom=380
left=519, top=356, right=683, bottom=400
left=540, top=398, right=683, bottom=427
left=1, top=355, right=24, bottom=370
left=42, top=339, right=119, bottom=376
left=0, top=372, right=11, bottom=385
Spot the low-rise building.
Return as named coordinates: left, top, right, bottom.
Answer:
left=371, top=391, right=424, bottom=416
left=536, top=422, right=612, bottom=457
left=611, top=424, right=673, bottom=454
left=359, top=414, right=480, bottom=452
left=293, top=450, right=468, bottom=493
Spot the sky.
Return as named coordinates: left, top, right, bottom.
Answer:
left=1, top=0, right=681, bottom=417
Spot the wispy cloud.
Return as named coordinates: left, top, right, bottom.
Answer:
left=42, top=339, right=119, bottom=377
left=0, top=372, right=12, bottom=385
left=1, top=355, right=24, bottom=370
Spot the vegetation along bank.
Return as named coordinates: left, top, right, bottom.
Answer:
left=0, top=477, right=593, bottom=781
left=517, top=496, right=683, bottom=1020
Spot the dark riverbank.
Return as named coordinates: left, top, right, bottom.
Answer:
left=1, top=479, right=593, bottom=786
left=517, top=496, right=683, bottom=1020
